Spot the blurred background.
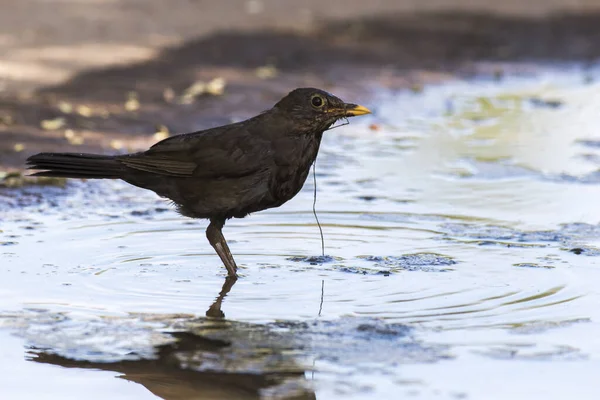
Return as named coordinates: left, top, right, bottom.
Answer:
left=2, top=0, right=600, bottom=170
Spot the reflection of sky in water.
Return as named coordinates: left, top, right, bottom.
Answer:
left=3, top=69, right=600, bottom=399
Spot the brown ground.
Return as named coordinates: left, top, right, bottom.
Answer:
left=2, top=0, right=600, bottom=171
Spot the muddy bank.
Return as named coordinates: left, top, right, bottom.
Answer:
left=4, top=2, right=600, bottom=171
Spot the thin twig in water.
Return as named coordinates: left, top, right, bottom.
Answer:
left=318, top=279, right=325, bottom=317
left=312, top=161, right=325, bottom=257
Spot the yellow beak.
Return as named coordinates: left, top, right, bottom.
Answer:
left=343, top=104, right=371, bottom=117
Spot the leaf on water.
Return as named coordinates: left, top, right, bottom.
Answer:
left=65, top=130, right=84, bottom=145
left=58, top=101, right=73, bottom=114
left=13, top=143, right=25, bottom=152
left=1, top=172, right=66, bottom=188
left=69, top=136, right=84, bottom=145
left=125, top=92, right=140, bottom=111
left=205, top=77, right=226, bottom=96
left=255, top=64, right=278, bottom=79
left=0, top=171, right=23, bottom=187
left=180, top=78, right=226, bottom=103
left=40, top=117, right=66, bottom=130
left=180, top=81, right=206, bottom=104
left=153, top=124, right=170, bottom=141
left=76, top=105, right=93, bottom=117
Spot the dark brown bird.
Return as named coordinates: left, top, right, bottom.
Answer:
left=26, top=88, right=371, bottom=277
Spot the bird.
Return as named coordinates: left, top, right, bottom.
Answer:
left=26, top=88, right=371, bottom=278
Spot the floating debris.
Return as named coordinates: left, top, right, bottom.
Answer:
left=440, top=223, right=563, bottom=243
left=58, top=101, right=73, bottom=114
left=180, top=78, right=226, bottom=104
left=64, top=130, right=84, bottom=145
left=40, top=117, right=66, bottom=131
left=529, top=97, right=563, bottom=109
left=13, top=143, right=25, bottom=152
left=64, top=129, right=75, bottom=140
left=0, top=171, right=66, bottom=188
left=0, top=172, right=22, bottom=187
left=125, top=92, right=140, bottom=112
left=205, top=77, right=226, bottom=96
left=358, top=253, right=456, bottom=272
left=510, top=319, right=589, bottom=335
left=568, top=247, right=600, bottom=256
left=69, top=136, right=84, bottom=145
left=287, top=255, right=338, bottom=264
left=76, top=105, right=93, bottom=117
left=153, top=125, right=170, bottom=141
left=255, top=64, right=278, bottom=79
left=513, top=263, right=555, bottom=269
left=180, top=81, right=205, bottom=104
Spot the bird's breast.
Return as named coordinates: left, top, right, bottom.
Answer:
left=269, top=134, right=322, bottom=204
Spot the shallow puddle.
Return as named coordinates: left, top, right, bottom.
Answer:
left=3, top=68, right=600, bottom=399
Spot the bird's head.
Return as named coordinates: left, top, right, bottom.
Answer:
left=273, top=88, right=371, bottom=132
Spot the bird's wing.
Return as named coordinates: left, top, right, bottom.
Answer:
left=119, top=124, right=271, bottom=178
left=118, top=155, right=197, bottom=177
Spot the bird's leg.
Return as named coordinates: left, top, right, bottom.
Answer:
left=206, top=218, right=238, bottom=277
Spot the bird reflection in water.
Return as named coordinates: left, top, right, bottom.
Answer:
left=27, top=278, right=316, bottom=400
left=206, top=275, right=238, bottom=319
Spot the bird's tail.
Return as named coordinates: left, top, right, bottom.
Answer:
left=26, top=152, right=125, bottom=179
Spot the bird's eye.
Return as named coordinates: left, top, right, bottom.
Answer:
left=311, top=95, right=325, bottom=108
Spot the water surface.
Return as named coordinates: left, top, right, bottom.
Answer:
left=3, top=69, right=600, bottom=399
